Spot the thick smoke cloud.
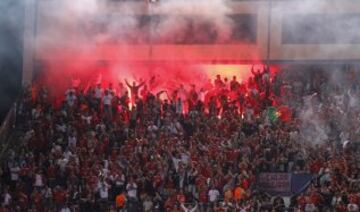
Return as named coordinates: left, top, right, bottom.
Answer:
left=152, top=0, right=233, bottom=43
left=283, top=65, right=360, bottom=147
left=37, top=0, right=234, bottom=49
left=34, top=0, right=241, bottom=99
left=276, top=1, right=360, bottom=51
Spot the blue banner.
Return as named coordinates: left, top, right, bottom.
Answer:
left=257, top=173, right=315, bottom=196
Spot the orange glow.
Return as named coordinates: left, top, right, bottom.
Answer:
left=202, top=64, right=264, bottom=83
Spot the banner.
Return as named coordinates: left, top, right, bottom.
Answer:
left=258, top=173, right=291, bottom=195
left=257, top=173, right=315, bottom=196
left=291, top=173, right=315, bottom=194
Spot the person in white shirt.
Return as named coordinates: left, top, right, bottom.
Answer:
left=97, top=179, right=111, bottom=212
left=172, top=156, right=181, bottom=173
left=81, top=111, right=92, bottom=125
left=103, top=91, right=113, bottom=106
left=10, top=163, right=20, bottom=188
left=107, top=83, right=116, bottom=96
left=178, top=84, right=187, bottom=102
left=244, top=105, right=254, bottom=122
left=98, top=181, right=111, bottom=200
left=126, top=179, right=138, bottom=200
left=34, top=171, right=44, bottom=188
left=65, top=87, right=75, bottom=102
left=118, top=82, right=127, bottom=97
left=143, top=196, right=153, bottom=212
left=57, top=158, right=68, bottom=173
left=176, top=98, right=183, bottom=115
left=208, top=187, right=220, bottom=203
left=103, top=90, right=113, bottom=117
left=304, top=203, right=317, bottom=212
left=347, top=203, right=359, bottom=212
left=60, top=205, right=71, bottom=212
left=65, top=87, right=76, bottom=96
left=169, top=119, right=183, bottom=135
left=2, top=189, right=11, bottom=206
left=68, top=133, right=77, bottom=148
left=95, top=83, right=103, bottom=99
left=180, top=151, right=190, bottom=165
left=56, top=121, right=67, bottom=134
left=65, top=91, right=77, bottom=108
left=199, top=88, right=206, bottom=102
left=43, top=186, right=53, bottom=202
left=10, top=166, right=20, bottom=181
left=63, top=149, right=73, bottom=161
left=147, top=122, right=159, bottom=140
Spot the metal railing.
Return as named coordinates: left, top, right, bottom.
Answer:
left=0, top=103, right=17, bottom=157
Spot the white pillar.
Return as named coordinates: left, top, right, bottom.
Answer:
left=22, top=0, right=37, bottom=86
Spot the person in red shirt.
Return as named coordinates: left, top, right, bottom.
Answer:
left=153, top=173, right=162, bottom=189
left=296, top=194, right=306, bottom=210
left=214, top=75, right=224, bottom=89
left=309, top=159, right=322, bottom=174
left=31, top=190, right=43, bottom=211
left=164, top=194, right=177, bottom=211
left=17, top=191, right=28, bottom=211
left=140, top=84, right=150, bottom=101
left=199, top=189, right=208, bottom=211
left=176, top=190, right=186, bottom=204
left=0, top=207, right=9, bottom=212
left=241, top=177, right=250, bottom=190
left=310, top=190, right=322, bottom=206
left=53, top=187, right=67, bottom=209
left=47, top=163, right=57, bottom=187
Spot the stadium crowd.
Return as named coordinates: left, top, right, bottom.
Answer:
left=0, top=65, right=360, bottom=211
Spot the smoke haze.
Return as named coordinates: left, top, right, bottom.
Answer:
left=34, top=0, right=246, bottom=99
left=0, top=0, right=23, bottom=121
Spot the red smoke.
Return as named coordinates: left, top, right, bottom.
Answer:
left=33, top=0, right=276, bottom=102
left=35, top=57, right=277, bottom=105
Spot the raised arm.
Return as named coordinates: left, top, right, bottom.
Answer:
left=124, top=79, right=131, bottom=88
left=251, top=65, right=256, bottom=75
left=156, top=90, right=166, bottom=98
left=180, top=203, right=188, bottom=212
left=137, top=80, right=146, bottom=89
left=264, top=65, right=270, bottom=73
left=190, top=203, right=198, bottom=212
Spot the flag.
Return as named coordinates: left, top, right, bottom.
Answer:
left=267, top=105, right=292, bottom=122
left=277, top=105, right=292, bottom=122
left=267, top=106, right=280, bottom=122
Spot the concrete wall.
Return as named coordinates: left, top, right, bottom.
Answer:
left=270, top=0, right=360, bottom=61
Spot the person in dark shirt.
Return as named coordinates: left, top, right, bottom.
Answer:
left=125, top=79, right=146, bottom=104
